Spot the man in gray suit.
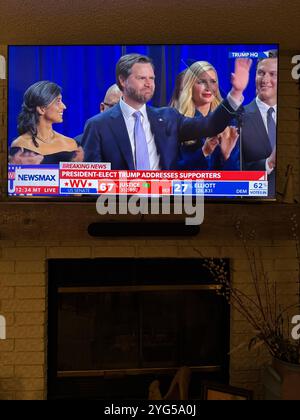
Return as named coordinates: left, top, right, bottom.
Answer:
left=241, top=50, right=278, bottom=197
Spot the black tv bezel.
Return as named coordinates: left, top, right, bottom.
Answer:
left=4, top=43, right=279, bottom=204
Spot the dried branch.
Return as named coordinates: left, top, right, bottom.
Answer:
left=195, top=215, right=300, bottom=364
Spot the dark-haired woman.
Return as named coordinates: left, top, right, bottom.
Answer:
left=9, top=81, right=83, bottom=164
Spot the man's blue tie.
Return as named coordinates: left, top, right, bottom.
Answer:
left=133, top=111, right=150, bottom=170
left=267, top=107, right=276, bottom=149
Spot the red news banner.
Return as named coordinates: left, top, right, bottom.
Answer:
left=59, top=163, right=267, bottom=196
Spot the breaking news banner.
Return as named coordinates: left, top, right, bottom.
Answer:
left=8, top=162, right=269, bottom=198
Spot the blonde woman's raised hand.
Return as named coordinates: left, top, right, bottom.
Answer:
left=230, top=58, right=252, bottom=100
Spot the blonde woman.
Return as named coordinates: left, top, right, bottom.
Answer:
left=173, top=61, right=239, bottom=170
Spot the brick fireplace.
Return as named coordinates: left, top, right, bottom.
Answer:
left=1, top=202, right=300, bottom=400
left=47, top=258, right=229, bottom=399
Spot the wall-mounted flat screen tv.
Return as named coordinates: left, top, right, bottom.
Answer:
left=7, top=44, right=278, bottom=199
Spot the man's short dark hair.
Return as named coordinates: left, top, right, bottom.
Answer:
left=116, top=53, right=154, bottom=91
left=257, top=50, right=278, bottom=68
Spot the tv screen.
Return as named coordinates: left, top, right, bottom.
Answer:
left=7, top=44, right=278, bottom=199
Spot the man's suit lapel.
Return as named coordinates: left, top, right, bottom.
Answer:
left=246, top=100, right=271, bottom=152
left=109, top=104, right=135, bottom=170
left=146, top=106, right=170, bottom=169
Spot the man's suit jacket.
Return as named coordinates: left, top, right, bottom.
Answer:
left=81, top=100, right=236, bottom=170
left=241, top=99, right=276, bottom=196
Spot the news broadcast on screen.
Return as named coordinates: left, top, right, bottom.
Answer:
left=7, top=44, right=278, bottom=199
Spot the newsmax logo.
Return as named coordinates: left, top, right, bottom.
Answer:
left=18, top=174, right=56, bottom=182
left=14, top=167, right=59, bottom=186
left=8, top=166, right=60, bottom=195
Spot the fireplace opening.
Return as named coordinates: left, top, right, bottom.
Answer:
left=48, top=258, right=230, bottom=399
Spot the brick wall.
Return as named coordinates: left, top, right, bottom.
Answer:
left=0, top=47, right=300, bottom=399
left=1, top=233, right=299, bottom=400
left=276, top=53, right=300, bottom=199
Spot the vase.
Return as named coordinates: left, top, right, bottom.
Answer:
left=263, top=358, right=300, bottom=400
left=274, top=358, right=300, bottom=400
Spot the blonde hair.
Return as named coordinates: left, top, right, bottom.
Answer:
left=176, top=61, right=222, bottom=117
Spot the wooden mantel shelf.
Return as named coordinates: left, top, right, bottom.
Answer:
left=0, top=201, right=299, bottom=241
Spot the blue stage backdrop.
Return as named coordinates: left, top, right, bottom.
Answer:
left=8, top=44, right=277, bottom=144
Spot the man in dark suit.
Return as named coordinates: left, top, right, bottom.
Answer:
left=82, top=53, right=251, bottom=170
left=75, top=84, right=122, bottom=145
left=241, top=51, right=278, bottom=197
